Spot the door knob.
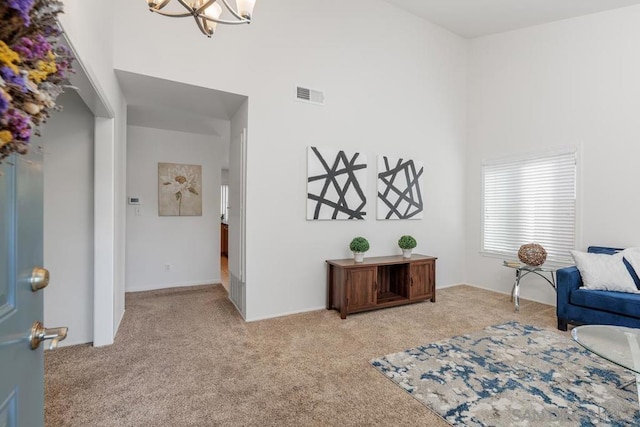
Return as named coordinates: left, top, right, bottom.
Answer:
left=30, top=267, right=49, bottom=291
left=30, top=321, right=68, bottom=350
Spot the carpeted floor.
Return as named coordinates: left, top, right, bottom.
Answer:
left=45, top=285, right=559, bottom=426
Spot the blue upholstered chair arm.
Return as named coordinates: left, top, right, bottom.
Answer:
left=556, top=266, right=582, bottom=319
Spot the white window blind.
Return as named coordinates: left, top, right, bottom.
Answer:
left=482, top=150, right=577, bottom=265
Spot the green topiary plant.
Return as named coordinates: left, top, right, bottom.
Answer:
left=398, top=235, right=417, bottom=250
left=349, top=237, right=370, bottom=253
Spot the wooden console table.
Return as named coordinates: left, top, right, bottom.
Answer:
left=326, top=254, right=437, bottom=319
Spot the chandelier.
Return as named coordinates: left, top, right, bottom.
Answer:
left=146, top=0, right=256, bottom=38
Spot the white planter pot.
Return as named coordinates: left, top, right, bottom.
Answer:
left=402, top=249, right=412, bottom=259
left=353, top=252, right=365, bottom=263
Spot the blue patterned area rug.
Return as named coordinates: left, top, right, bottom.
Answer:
left=371, top=322, right=640, bottom=426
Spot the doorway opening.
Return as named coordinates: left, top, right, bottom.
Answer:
left=115, top=70, right=248, bottom=319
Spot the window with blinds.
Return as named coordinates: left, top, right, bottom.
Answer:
left=482, top=150, right=577, bottom=265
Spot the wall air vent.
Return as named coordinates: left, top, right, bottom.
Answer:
left=295, top=85, right=325, bottom=106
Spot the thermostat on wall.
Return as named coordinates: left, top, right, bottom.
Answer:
left=128, top=197, right=141, bottom=205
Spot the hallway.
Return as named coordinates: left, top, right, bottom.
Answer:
left=221, top=255, right=229, bottom=290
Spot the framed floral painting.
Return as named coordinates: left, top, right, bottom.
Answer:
left=158, top=162, right=202, bottom=216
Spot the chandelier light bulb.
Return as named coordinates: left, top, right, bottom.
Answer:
left=204, top=2, right=222, bottom=19
left=235, top=0, right=256, bottom=19
left=203, top=2, right=223, bottom=33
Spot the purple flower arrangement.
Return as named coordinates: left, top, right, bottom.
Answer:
left=7, top=0, right=34, bottom=25
left=13, top=35, right=52, bottom=60
left=0, top=0, right=74, bottom=161
left=0, top=66, right=28, bottom=92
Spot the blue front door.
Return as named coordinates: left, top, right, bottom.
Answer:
left=0, top=151, right=45, bottom=426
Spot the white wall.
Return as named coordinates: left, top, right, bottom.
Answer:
left=126, top=126, right=222, bottom=291
left=61, top=0, right=128, bottom=344
left=114, top=98, right=128, bottom=334
left=466, top=5, right=640, bottom=305
left=43, top=90, right=95, bottom=346
left=113, top=0, right=469, bottom=321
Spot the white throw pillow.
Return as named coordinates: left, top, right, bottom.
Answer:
left=623, top=247, right=640, bottom=279
left=571, top=250, right=639, bottom=293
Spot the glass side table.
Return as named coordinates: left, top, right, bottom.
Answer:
left=572, top=325, right=640, bottom=406
left=503, top=261, right=557, bottom=312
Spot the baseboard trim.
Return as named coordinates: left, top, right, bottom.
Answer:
left=245, top=285, right=470, bottom=322
left=126, top=279, right=221, bottom=293
left=463, top=282, right=557, bottom=307
left=246, top=305, right=327, bottom=322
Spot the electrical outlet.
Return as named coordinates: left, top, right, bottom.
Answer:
left=164, top=264, right=171, bottom=272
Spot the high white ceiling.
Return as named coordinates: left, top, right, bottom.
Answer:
left=384, top=0, right=640, bottom=38
left=114, top=1, right=640, bottom=170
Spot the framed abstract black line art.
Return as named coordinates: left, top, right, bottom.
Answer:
left=377, top=155, right=424, bottom=220
left=307, top=146, right=367, bottom=220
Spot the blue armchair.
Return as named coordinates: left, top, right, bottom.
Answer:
left=556, top=246, right=640, bottom=330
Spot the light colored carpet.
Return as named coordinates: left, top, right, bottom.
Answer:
left=45, top=285, right=558, bottom=426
